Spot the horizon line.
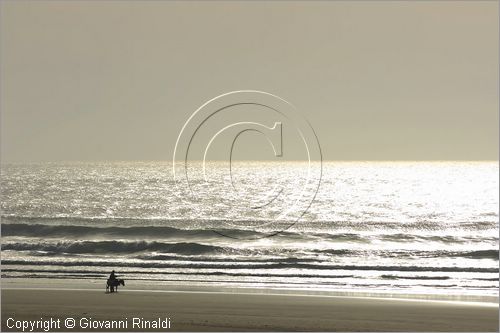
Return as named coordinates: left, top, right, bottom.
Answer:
left=1, top=159, right=499, bottom=165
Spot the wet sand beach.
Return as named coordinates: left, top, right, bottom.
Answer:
left=2, top=280, right=498, bottom=332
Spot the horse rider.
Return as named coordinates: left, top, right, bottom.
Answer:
left=110, top=270, right=118, bottom=281
left=108, top=270, right=118, bottom=289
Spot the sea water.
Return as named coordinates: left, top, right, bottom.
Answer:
left=1, top=161, right=498, bottom=298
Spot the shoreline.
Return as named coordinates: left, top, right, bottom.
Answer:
left=1, top=278, right=498, bottom=304
left=2, top=279, right=499, bottom=332
left=0, top=278, right=500, bottom=306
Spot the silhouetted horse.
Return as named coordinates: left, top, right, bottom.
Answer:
left=106, top=279, right=125, bottom=293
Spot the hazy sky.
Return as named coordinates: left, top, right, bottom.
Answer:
left=1, top=1, right=498, bottom=162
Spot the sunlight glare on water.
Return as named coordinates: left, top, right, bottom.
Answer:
left=1, top=161, right=498, bottom=298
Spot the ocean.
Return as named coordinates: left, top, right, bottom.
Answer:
left=1, top=161, right=498, bottom=299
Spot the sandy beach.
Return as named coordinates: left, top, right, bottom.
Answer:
left=1, top=279, right=498, bottom=332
